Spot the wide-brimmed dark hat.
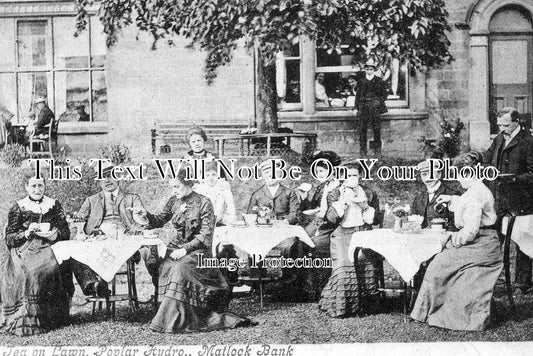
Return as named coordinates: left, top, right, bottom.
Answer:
left=311, top=150, right=342, bottom=167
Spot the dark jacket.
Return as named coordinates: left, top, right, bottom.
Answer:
left=35, top=105, right=54, bottom=135
left=247, top=184, right=300, bottom=225
left=483, top=129, right=533, bottom=214
left=355, top=76, right=388, bottom=116
left=146, top=192, right=215, bottom=253
left=411, top=182, right=462, bottom=229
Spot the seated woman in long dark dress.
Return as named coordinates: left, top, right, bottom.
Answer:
left=132, top=169, right=251, bottom=333
left=410, top=152, right=503, bottom=331
left=0, top=174, right=71, bottom=336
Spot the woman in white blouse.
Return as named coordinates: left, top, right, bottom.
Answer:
left=410, top=151, right=503, bottom=331
left=193, top=161, right=236, bottom=226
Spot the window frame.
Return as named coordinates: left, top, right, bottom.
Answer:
left=0, top=15, right=107, bottom=124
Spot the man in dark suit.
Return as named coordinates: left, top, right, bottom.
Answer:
left=34, top=97, right=54, bottom=136
left=72, top=162, right=147, bottom=296
left=484, top=107, right=533, bottom=293
left=246, top=160, right=306, bottom=298
left=355, top=58, right=389, bottom=156
left=411, top=160, right=461, bottom=229
left=410, top=159, right=461, bottom=291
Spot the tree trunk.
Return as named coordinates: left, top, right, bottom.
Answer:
left=256, top=53, right=278, bottom=133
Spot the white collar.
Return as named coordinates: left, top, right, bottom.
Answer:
left=267, top=184, right=280, bottom=196
left=104, top=188, right=120, bottom=197
left=17, top=196, right=55, bottom=214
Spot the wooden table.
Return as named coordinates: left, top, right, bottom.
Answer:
left=10, top=123, right=28, bottom=145
left=214, top=132, right=317, bottom=158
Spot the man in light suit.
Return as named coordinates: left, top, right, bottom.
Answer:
left=72, top=162, right=147, bottom=297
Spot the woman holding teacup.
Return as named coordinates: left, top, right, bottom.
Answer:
left=0, top=172, right=71, bottom=336
left=410, top=151, right=503, bottom=331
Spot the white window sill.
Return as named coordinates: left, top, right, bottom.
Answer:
left=58, top=122, right=108, bottom=135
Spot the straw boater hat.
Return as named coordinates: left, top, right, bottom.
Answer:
left=34, top=96, right=46, bottom=104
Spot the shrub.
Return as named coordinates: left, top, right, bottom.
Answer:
left=0, top=144, right=26, bottom=167
left=100, top=143, right=131, bottom=165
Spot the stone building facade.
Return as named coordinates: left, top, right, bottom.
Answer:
left=0, top=0, right=531, bottom=158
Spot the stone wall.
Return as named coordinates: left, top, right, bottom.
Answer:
left=105, top=30, right=255, bottom=158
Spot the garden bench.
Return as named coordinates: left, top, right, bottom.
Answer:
left=151, top=122, right=248, bottom=155
left=213, top=132, right=317, bottom=159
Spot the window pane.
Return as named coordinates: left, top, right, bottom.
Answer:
left=92, top=71, right=108, bottom=121
left=54, top=17, right=89, bottom=69
left=0, top=19, right=15, bottom=71
left=55, top=71, right=90, bottom=122
left=315, top=72, right=360, bottom=108
left=284, top=60, right=301, bottom=103
left=17, top=72, right=49, bottom=119
left=282, top=43, right=299, bottom=57
left=316, top=46, right=364, bottom=67
left=17, top=21, right=48, bottom=68
left=0, top=73, right=17, bottom=122
left=90, top=17, right=107, bottom=68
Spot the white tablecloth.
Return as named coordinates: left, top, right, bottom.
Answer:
left=348, top=229, right=449, bottom=281
left=503, top=214, right=533, bottom=258
left=213, top=225, right=315, bottom=259
left=51, top=238, right=167, bottom=282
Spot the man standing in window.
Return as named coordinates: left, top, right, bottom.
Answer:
left=355, top=58, right=388, bottom=156
left=34, top=96, right=55, bottom=136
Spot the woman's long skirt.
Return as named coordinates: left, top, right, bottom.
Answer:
left=150, top=249, right=252, bottom=333
left=410, top=230, right=503, bottom=331
left=0, top=239, right=70, bottom=336
left=318, top=225, right=380, bottom=317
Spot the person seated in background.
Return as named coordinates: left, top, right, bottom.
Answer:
left=315, top=73, right=330, bottom=107
left=318, top=162, right=382, bottom=317
left=299, top=150, right=342, bottom=300
left=285, top=79, right=301, bottom=103
left=183, top=126, right=217, bottom=161
left=410, top=151, right=503, bottom=331
left=72, top=161, right=148, bottom=296
left=76, top=105, right=90, bottom=122
left=33, top=97, right=54, bottom=136
left=246, top=160, right=308, bottom=298
left=345, top=74, right=358, bottom=108
left=194, top=161, right=236, bottom=226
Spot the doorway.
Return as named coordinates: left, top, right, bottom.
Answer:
left=489, top=6, right=533, bottom=133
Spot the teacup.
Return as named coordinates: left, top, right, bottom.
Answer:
left=242, top=214, right=256, bottom=226
left=38, top=222, right=50, bottom=232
